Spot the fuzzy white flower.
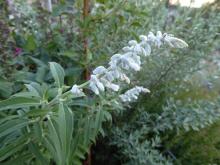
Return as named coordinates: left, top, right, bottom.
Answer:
left=89, top=82, right=100, bottom=95
left=147, top=32, right=157, bottom=43
left=89, top=75, right=105, bottom=95
left=100, top=78, right=120, bottom=91
left=70, top=85, right=84, bottom=96
left=139, top=35, right=148, bottom=42
left=128, top=40, right=138, bottom=46
left=120, top=55, right=141, bottom=71
left=123, top=42, right=147, bottom=56
left=93, top=66, right=107, bottom=75
left=109, top=54, right=121, bottom=68
left=147, top=31, right=163, bottom=47
left=120, top=86, right=150, bottom=102
left=9, top=15, right=14, bottom=20
left=163, top=34, right=188, bottom=48
left=120, top=73, right=130, bottom=84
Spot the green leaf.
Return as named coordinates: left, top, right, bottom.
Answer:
left=83, top=117, right=91, bottom=146
left=13, top=92, right=40, bottom=98
left=87, top=49, right=93, bottom=63
left=0, top=97, right=41, bottom=111
left=44, top=118, right=63, bottom=164
left=103, top=110, right=112, bottom=122
left=51, top=103, right=75, bottom=164
left=0, top=136, right=28, bottom=161
left=68, top=99, right=92, bottom=108
left=65, top=107, right=74, bottom=161
left=0, top=80, right=13, bottom=98
left=57, top=103, right=67, bottom=160
left=25, top=35, right=37, bottom=51
left=49, top=62, right=65, bottom=88
left=0, top=119, right=30, bottom=138
left=36, top=67, right=47, bottom=83
left=94, top=108, right=104, bottom=137
left=44, top=138, right=58, bottom=163
left=32, top=122, right=43, bottom=141
left=0, top=115, right=19, bottom=125
left=70, top=133, right=80, bottom=162
left=1, top=153, right=33, bottom=165
left=29, top=56, right=47, bottom=68
left=28, top=142, right=48, bottom=165
left=130, top=21, right=142, bottom=27
left=25, top=82, right=43, bottom=97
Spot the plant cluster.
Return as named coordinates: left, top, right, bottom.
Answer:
left=0, top=0, right=220, bottom=164
left=0, top=29, right=188, bottom=164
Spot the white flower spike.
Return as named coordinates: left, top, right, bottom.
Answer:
left=163, top=34, right=188, bottom=48
left=120, top=86, right=150, bottom=102
left=76, top=31, right=188, bottom=95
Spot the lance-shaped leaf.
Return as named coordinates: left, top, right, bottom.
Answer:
left=49, top=62, right=65, bottom=88
left=0, top=119, right=30, bottom=138
left=0, top=135, right=28, bottom=161
left=0, top=97, right=41, bottom=111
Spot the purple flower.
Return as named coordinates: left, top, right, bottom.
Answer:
left=15, top=47, right=22, bottom=56
left=59, top=28, right=64, bottom=34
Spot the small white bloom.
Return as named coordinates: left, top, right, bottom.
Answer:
left=147, top=31, right=161, bottom=47
left=156, top=31, right=163, bottom=38
left=141, top=87, right=151, bottom=93
left=105, top=72, right=115, bottom=81
left=96, top=81, right=105, bottom=91
left=9, top=15, right=14, bottom=20
left=128, top=40, right=138, bottom=46
left=121, top=56, right=141, bottom=71
left=143, top=43, right=151, bottom=56
left=120, top=74, right=130, bottom=84
left=100, top=78, right=120, bottom=92
left=106, top=82, right=120, bottom=91
left=110, top=54, right=121, bottom=61
left=163, top=34, right=188, bottom=48
left=89, top=82, right=100, bottom=95
left=139, top=35, right=148, bottom=42
left=155, top=31, right=163, bottom=47
left=70, top=85, right=84, bottom=96
left=134, top=45, right=147, bottom=56
left=122, top=46, right=132, bottom=52
left=111, top=69, right=120, bottom=79
left=147, top=32, right=157, bottom=42
left=109, top=54, right=121, bottom=68
left=127, top=58, right=141, bottom=71
left=108, top=83, right=120, bottom=91
left=93, top=66, right=107, bottom=75
left=120, top=86, right=150, bottom=102
left=90, top=75, right=105, bottom=91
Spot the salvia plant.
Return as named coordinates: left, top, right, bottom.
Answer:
left=71, top=31, right=188, bottom=97
left=0, top=31, right=188, bottom=164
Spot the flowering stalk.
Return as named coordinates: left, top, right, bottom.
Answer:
left=82, top=1, right=92, bottom=165
left=120, top=86, right=150, bottom=102
left=71, top=31, right=188, bottom=102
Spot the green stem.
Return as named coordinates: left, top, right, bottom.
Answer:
left=48, top=81, right=90, bottom=106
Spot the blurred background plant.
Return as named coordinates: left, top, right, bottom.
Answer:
left=0, top=0, right=220, bottom=164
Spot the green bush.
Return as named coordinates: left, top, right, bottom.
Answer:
left=169, top=121, right=220, bottom=165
